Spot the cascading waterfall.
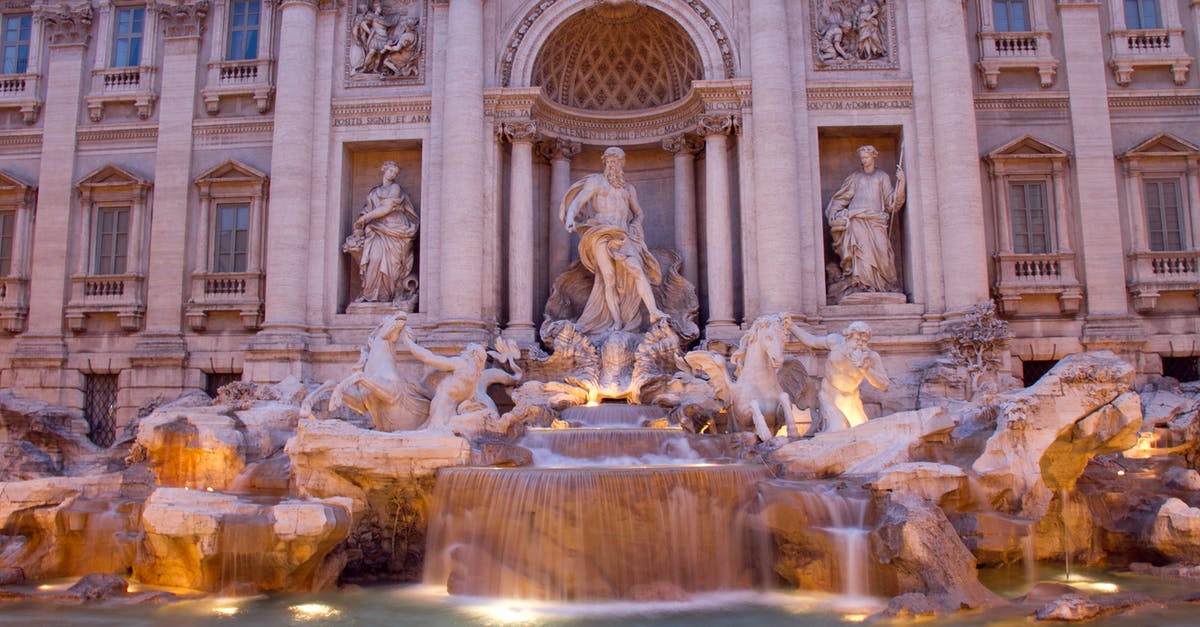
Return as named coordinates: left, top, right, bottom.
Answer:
left=778, top=485, right=874, bottom=597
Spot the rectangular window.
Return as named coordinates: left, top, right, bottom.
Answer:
left=1009, top=181, right=1050, bottom=254
left=94, top=206, right=130, bottom=275
left=993, top=0, right=1029, bottom=32
left=1, top=14, right=31, bottom=74
left=214, top=204, right=250, bottom=273
left=1124, top=0, right=1161, bottom=29
left=1145, top=178, right=1185, bottom=251
left=227, top=1, right=261, bottom=61
left=111, top=7, right=145, bottom=68
left=0, top=210, right=13, bottom=276
left=83, top=373, right=118, bottom=448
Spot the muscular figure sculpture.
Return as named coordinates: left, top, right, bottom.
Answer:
left=789, top=320, right=890, bottom=432
left=560, top=146, right=668, bottom=334
left=826, top=145, right=905, bottom=296
left=399, top=328, right=488, bottom=429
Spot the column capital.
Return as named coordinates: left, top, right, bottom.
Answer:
left=662, top=134, right=702, bottom=155
left=500, top=120, right=538, bottom=144
left=156, top=1, right=209, bottom=39
left=696, top=113, right=739, bottom=137
left=538, top=137, right=581, bottom=161
left=35, top=2, right=94, bottom=47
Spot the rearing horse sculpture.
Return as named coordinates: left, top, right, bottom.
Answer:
left=684, top=314, right=804, bottom=441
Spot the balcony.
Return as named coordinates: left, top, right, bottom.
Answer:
left=1109, top=29, right=1191, bottom=85
left=0, top=276, right=28, bottom=333
left=977, top=31, right=1058, bottom=88
left=0, top=73, right=42, bottom=124
left=184, top=271, right=264, bottom=331
left=993, top=252, right=1083, bottom=315
left=1128, top=250, right=1200, bottom=312
left=65, top=274, right=146, bottom=332
left=85, top=66, right=157, bottom=122
left=200, top=59, right=274, bottom=115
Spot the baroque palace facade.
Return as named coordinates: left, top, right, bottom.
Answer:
left=0, top=0, right=1198, bottom=440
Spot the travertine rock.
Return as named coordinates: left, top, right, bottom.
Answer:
left=1034, top=592, right=1100, bottom=621
left=867, top=462, right=967, bottom=505
left=0, top=390, right=101, bottom=476
left=135, top=409, right=246, bottom=490
left=1165, top=467, right=1200, bottom=491
left=1150, top=497, right=1200, bottom=564
left=870, top=491, right=1005, bottom=610
left=771, top=407, right=950, bottom=478
left=135, top=488, right=351, bottom=592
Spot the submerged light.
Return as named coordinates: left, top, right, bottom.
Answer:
left=289, top=603, right=340, bottom=620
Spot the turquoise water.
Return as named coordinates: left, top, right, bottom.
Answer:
left=1, top=567, right=1197, bottom=626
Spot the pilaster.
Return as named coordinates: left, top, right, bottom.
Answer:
left=697, top=114, right=738, bottom=338
left=663, top=134, right=701, bottom=288
left=502, top=121, right=538, bottom=344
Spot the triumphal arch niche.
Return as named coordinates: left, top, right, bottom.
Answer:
left=490, top=0, right=749, bottom=342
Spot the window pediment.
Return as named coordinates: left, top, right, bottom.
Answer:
left=76, top=164, right=151, bottom=199
left=0, top=170, right=35, bottom=205
left=1120, top=133, right=1200, bottom=161
left=196, top=159, right=269, bottom=196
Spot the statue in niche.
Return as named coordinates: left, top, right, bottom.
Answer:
left=825, top=144, right=905, bottom=302
left=789, top=320, right=890, bottom=433
left=351, top=0, right=421, bottom=78
left=343, top=160, right=419, bottom=310
left=559, top=146, right=669, bottom=334
left=813, top=0, right=890, bottom=65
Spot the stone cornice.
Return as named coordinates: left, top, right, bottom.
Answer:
left=973, top=93, right=1070, bottom=111
left=156, top=1, right=209, bottom=39
left=77, top=123, right=159, bottom=145
left=806, top=83, right=913, bottom=110
left=35, top=1, right=94, bottom=47
left=1108, top=92, right=1200, bottom=109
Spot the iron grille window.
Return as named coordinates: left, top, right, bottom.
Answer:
left=1, top=14, right=30, bottom=74
left=205, top=371, right=242, bottom=398
left=1145, top=178, right=1184, bottom=252
left=94, top=206, right=130, bottom=275
left=84, top=374, right=118, bottom=447
left=1009, top=181, right=1050, bottom=254
left=993, top=0, right=1029, bottom=32
left=227, top=1, right=261, bottom=61
left=112, top=6, right=144, bottom=68
left=1124, top=0, right=1161, bottom=29
left=1022, top=359, right=1058, bottom=387
left=214, top=204, right=250, bottom=273
left=1162, top=357, right=1199, bottom=383
left=0, top=210, right=13, bottom=277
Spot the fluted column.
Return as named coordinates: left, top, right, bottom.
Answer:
left=924, top=0, right=991, bottom=311
left=436, top=0, right=486, bottom=334
left=749, top=0, right=805, bottom=314
left=698, top=115, right=738, bottom=337
left=503, top=121, right=537, bottom=343
left=663, top=134, right=701, bottom=287
left=541, top=138, right=580, bottom=281
left=1057, top=0, right=1132, bottom=324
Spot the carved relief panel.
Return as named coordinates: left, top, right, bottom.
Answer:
left=811, top=0, right=899, bottom=71
left=345, top=0, right=428, bottom=86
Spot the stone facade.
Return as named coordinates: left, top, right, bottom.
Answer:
left=0, top=0, right=1198, bottom=433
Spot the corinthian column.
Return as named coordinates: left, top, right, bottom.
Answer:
left=749, top=0, right=806, bottom=314
left=697, top=115, right=739, bottom=337
left=540, top=138, right=581, bottom=281
left=503, top=121, right=537, bottom=344
left=662, top=134, right=701, bottom=287
left=436, top=0, right=486, bottom=335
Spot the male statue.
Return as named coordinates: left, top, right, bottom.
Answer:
left=789, top=320, right=890, bottom=432
left=826, top=144, right=905, bottom=298
left=559, top=146, right=668, bottom=334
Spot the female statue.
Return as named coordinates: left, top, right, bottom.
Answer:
left=344, top=160, right=419, bottom=306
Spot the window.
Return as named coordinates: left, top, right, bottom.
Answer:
left=1009, top=181, right=1050, bottom=254
left=111, top=7, right=144, bottom=68
left=1022, top=359, right=1059, bottom=387
left=205, top=371, right=242, bottom=397
left=1144, top=178, right=1185, bottom=252
left=0, top=210, right=13, bottom=277
left=94, top=206, right=130, bottom=275
left=227, top=1, right=260, bottom=61
left=993, top=0, right=1029, bottom=32
left=1, top=14, right=30, bottom=74
left=214, top=204, right=250, bottom=273
left=1124, top=0, right=1161, bottom=29
left=83, top=374, right=118, bottom=447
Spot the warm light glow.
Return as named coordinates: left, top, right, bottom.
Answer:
left=476, top=603, right=538, bottom=623
left=585, top=400, right=601, bottom=407
left=289, top=603, right=340, bottom=620
left=205, top=487, right=214, bottom=492
left=1117, top=469, right=1126, bottom=476
left=36, top=584, right=55, bottom=591
left=1124, top=431, right=1158, bottom=459
left=841, top=613, right=869, bottom=623
left=212, top=606, right=239, bottom=617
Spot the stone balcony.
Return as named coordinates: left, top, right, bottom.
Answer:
left=977, top=31, right=1058, bottom=88
left=65, top=274, right=146, bottom=332
left=1108, top=29, right=1191, bottom=85
left=85, top=66, right=157, bottom=122
left=1128, top=250, right=1200, bottom=312
left=200, top=59, right=274, bottom=115
left=0, top=276, right=28, bottom=333
left=184, top=271, right=264, bottom=331
left=993, top=252, right=1083, bottom=315
left=0, top=73, right=42, bottom=124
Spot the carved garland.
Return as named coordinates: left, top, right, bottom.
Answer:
left=499, top=0, right=735, bottom=87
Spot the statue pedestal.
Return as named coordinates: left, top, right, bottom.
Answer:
left=837, top=291, right=906, bottom=306
left=345, top=300, right=415, bottom=316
